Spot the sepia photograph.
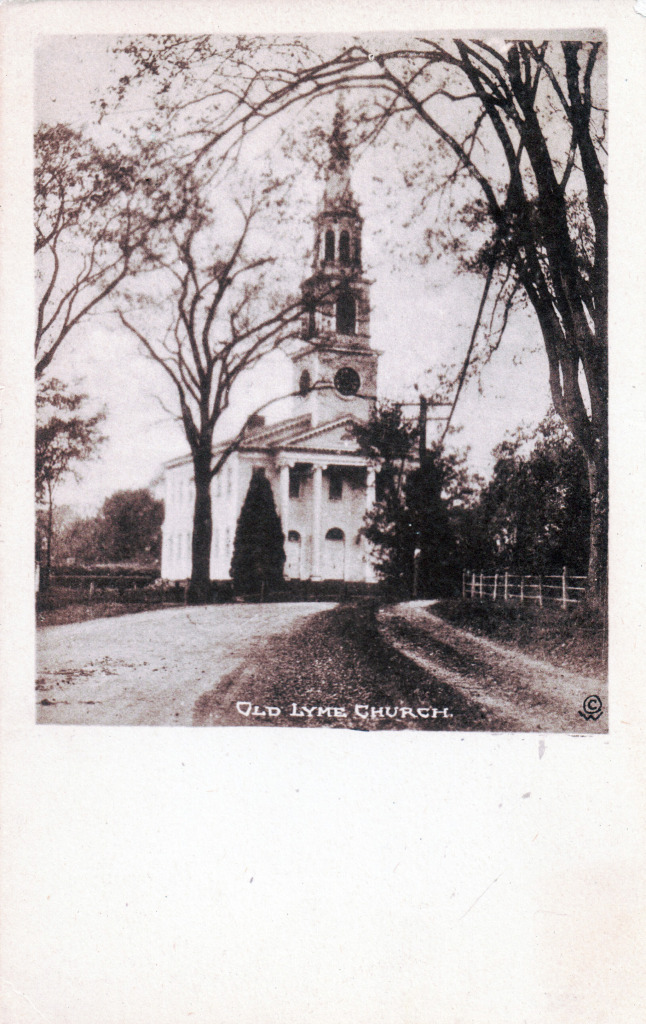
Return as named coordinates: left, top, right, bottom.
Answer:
left=34, top=31, right=608, bottom=731
left=3, top=5, right=645, bottom=1024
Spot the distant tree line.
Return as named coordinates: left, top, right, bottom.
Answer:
left=41, top=488, right=164, bottom=569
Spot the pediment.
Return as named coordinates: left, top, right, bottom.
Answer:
left=281, top=416, right=362, bottom=453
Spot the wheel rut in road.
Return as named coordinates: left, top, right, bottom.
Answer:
left=377, top=604, right=607, bottom=734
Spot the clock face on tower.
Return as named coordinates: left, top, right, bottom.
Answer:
left=334, top=367, right=361, bottom=396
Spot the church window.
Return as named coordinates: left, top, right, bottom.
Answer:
left=328, top=470, right=343, bottom=501
left=288, top=530, right=301, bottom=543
left=289, top=467, right=301, bottom=499
left=336, top=291, right=356, bottom=335
left=325, top=527, right=345, bottom=541
left=299, top=369, right=311, bottom=396
left=354, top=236, right=361, bottom=263
left=339, top=230, right=350, bottom=264
left=334, top=367, right=360, bottom=396
left=325, top=229, right=335, bottom=261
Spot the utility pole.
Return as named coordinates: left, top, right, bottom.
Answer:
left=417, top=395, right=452, bottom=462
left=418, top=395, right=428, bottom=462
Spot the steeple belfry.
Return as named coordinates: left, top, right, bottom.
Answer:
left=293, top=99, right=378, bottom=426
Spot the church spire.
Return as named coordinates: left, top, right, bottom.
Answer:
left=322, top=95, right=357, bottom=214
left=329, top=94, right=351, bottom=169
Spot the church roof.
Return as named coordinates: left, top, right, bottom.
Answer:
left=239, top=414, right=366, bottom=458
left=164, top=413, right=368, bottom=471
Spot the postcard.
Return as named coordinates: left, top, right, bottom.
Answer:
left=1, top=2, right=644, bottom=1022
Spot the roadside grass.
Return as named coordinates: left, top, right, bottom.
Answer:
left=428, top=598, right=607, bottom=677
left=36, top=600, right=173, bottom=628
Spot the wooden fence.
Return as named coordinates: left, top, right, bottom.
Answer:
left=462, top=568, right=587, bottom=609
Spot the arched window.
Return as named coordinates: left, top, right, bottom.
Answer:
left=325, top=528, right=345, bottom=541
left=339, top=230, right=350, bottom=264
left=299, top=369, right=311, bottom=396
left=306, top=301, right=316, bottom=339
left=336, top=291, right=356, bottom=335
left=287, top=530, right=301, bottom=543
left=353, top=236, right=361, bottom=263
left=325, top=230, right=335, bottom=261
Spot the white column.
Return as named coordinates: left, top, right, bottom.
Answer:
left=311, top=464, right=323, bottom=580
left=280, top=464, right=290, bottom=537
left=364, top=466, right=377, bottom=582
left=366, top=466, right=376, bottom=511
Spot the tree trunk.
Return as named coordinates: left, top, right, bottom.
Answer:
left=188, top=447, right=213, bottom=605
left=585, top=435, right=608, bottom=609
left=41, top=488, right=54, bottom=592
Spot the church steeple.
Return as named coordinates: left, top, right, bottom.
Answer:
left=312, top=97, right=363, bottom=277
left=293, top=100, right=378, bottom=426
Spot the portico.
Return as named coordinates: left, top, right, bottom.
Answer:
left=276, top=451, right=377, bottom=582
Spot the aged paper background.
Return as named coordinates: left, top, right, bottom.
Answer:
left=1, top=2, right=644, bottom=1022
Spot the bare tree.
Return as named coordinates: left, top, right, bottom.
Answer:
left=116, top=176, right=305, bottom=602
left=34, top=123, right=175, bottom=378
left=343, top=39, right=608, bottom=603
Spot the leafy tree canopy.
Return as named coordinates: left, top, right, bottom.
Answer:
left=353, top=402, right=479, bottom=596
left=474, top=409, right=590, bottom=574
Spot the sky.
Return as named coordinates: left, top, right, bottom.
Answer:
left=36, top=34, right=553, bottom=514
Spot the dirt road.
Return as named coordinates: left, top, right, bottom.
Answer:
left=36, top=601, right=606, bottom=731
left=36, top=602, right=334, bottom=726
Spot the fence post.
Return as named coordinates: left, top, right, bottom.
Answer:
left=504, top=571, right=509, bottom=602
left=479, top=572, right=483, bottom=599
left=471, top=572, right=476, bottom=599
left=520, top=576, right=525, bottom=604
left=493, top=572, right=498, bottom=602
left=538, top=575, right=543, bottom=608
left=561, top=566, right=568, bottom=610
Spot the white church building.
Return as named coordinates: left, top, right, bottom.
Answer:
left=161, top=111, right=382, bottom=585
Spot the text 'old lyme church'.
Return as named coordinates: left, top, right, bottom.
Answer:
left=161, top=108, right=381, bottom=584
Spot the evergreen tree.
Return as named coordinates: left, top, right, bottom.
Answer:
left=230, top=470, right=285, bottom=596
